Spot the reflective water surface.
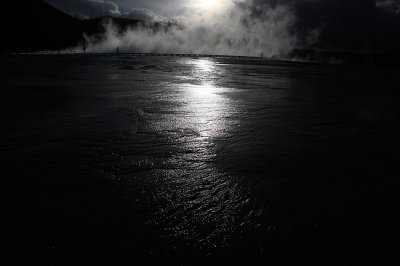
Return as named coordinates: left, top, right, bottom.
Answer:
left=2, top=55, right=400, bottom=265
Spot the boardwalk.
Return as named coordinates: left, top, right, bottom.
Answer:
left=7, top=51, right=263, bottom=59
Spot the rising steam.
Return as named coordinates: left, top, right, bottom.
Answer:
left=83, top=1, right=308, bottom=57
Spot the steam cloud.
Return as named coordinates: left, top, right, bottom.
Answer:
left=45, top=0, right=400, bottom=55
left=376, top=0, right=400, bottom=13
left=84, top=1, right=305, bottom=56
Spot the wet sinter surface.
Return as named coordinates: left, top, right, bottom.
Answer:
left=2, top=55, right=400, bottom=265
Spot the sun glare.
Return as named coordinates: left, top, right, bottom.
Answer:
left=191, top=0, right=219, bottom=10
left=199, top=0, right=217, bottom=8
left=187, top=0, right=233, bottom=14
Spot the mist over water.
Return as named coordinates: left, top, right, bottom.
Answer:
left=85, top=1, right=303, bottom=56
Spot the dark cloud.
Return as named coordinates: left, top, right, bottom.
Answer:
left=247, top=0, right=400, bottom=51
left=45, top=0, right=120, bottom=19
left=45, top=0, right=167, bottom=21
left=294, top=0, right=379, bottom=50
left=115, top=0, right=186, bottom=15
left=121, top=8, right=165, bottom=21
left=45, top=0, right=188, bottom=16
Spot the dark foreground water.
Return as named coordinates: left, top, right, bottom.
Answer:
left=2, top=54, right=400, bottom=265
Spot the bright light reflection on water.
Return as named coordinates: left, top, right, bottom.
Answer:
left=179, top=59, right=234, bottom=139
left=150, top=58, right=250, bottom=249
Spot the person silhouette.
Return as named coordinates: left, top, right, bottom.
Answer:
left=117, top=46, right=119, bottom=54
left=83, top=45, right=86, bottom=53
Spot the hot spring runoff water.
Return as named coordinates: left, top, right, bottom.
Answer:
left=2, top=54, right=400, bottom=265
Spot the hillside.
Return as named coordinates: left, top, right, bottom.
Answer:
left=0, top=1, right=146, bottom=52
left=1, top=0, right=82, bottom=52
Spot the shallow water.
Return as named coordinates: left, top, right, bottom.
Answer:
left=2, top=55, right=400, bottom=265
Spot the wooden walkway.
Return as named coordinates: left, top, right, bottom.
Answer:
left=8, top=52, right=261, bottom=59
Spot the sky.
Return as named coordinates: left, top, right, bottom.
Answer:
left=43, top=0, right=400, bottom=54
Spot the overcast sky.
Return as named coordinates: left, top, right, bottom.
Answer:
left=44, top=0, right=400, bottom=16
left=43, top=0, right=400, bottom=51
left=44, top=0, right=198, bottom=17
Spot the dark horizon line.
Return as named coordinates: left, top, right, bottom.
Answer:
left=2, top=51, right=270, bottom=59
